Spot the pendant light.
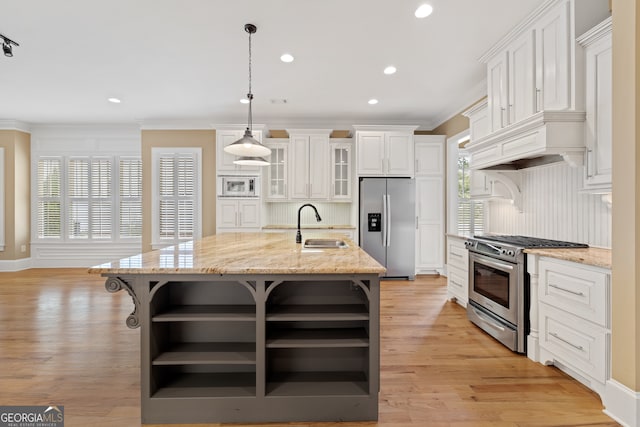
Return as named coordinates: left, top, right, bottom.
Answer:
left=225, top=23, right=271, bottom=163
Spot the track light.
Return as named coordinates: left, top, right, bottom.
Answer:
left=0, top=33, right=20, bottom=58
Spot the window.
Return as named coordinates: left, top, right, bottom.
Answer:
left=36, top=156, right=142, bottom=241
left=37, top=158, right=62, bottom=238
left=457, top=152, right=484, bottom=235
left=152, top=148, right=201, bottom=248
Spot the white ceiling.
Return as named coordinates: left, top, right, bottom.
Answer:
left=1, top=0, right=544, bottom=130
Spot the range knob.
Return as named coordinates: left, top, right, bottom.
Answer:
left=465, top=241, right=473, bottom=248
left=500, top=249, right=507, bottom=255
left=507, top=250, right=515, bottom=256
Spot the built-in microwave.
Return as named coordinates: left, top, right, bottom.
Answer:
left=218, top=175, right=260, bottom=197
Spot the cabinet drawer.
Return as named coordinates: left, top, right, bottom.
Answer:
left=447, top=239, right=468, bottom=270
left=447, top=265, right=468, bottom=302
left=539, top=303, right=609, bottom=384
left=538, top=258, right=609, bottom=327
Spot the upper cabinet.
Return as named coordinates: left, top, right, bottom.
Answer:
left=288, top=129, right=331, bottom=200
left=215, top=125, right=265, bottom=173
left=578, top=17, right=612, bottom=193
left=467, top=0, right=610, bottom=170
left=330, top=139, right=353, bottom=200
left=354, top=125, right=418, bottom=177
left=263, top=138, right=289, bottom=200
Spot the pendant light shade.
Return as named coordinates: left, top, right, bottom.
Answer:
left=225, top=128, right=271, bottom=157
left=233, top=155, right=270, bottom=166
left=224, top=23, right=271, bottom=162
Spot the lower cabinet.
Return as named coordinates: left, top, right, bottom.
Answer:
left=446, top=236, right=469, bottom=307
left=535, top=257, right=610, bottom=399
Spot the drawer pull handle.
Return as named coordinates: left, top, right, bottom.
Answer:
left=450, top=280, right=462, bottom=288
left=450, top=252, right=464, bottom=258
left=549, top=284, right=585, bottom=296
left=549, top=332, right=584, bottom=351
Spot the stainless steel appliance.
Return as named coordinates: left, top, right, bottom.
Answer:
left=465, top=235, right=588, bottom=353
left=359, top=178, right=415, bottom=279
left=218, top=175, right=259, bottom=197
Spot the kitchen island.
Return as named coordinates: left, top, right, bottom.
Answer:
left=89, top=232, right=385, bottom=424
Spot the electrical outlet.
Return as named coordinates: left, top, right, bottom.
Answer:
left=20, top=244, right=26, bottom=253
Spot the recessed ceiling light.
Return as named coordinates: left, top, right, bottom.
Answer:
left=240, top=98, right=250, bottom=104
left=280, top=53, right=294, bottom=63
left=108, top=97, right=121, bottom=104
left=415, top=4, right=433, bottom=18
left=384, top=66, right=397, bottom=75
left=368, top=99, right=379, bottom=105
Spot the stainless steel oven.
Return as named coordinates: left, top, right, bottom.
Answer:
left=465, top=235, right=589, bottom=354
left=466, top=241, right=525, bottom=352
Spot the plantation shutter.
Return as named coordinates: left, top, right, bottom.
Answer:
left=119, top=158, right=142, bottom=238
left=158, top=153, right=197, bottom=242
left=90, top=159, right=112, bottom=239
left=37, top=158, right=62, bottom=238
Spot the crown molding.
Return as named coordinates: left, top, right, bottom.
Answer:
left=577, top=16, right=612, bottom=47
left=0, top=120, right=31, bottom=133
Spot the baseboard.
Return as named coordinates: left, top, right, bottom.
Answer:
left=604, top=379, right=640, bottom=427
left=0, top=257, right=32, bottom=271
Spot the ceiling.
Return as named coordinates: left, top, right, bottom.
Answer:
left=1, top=0, right=545, bottom=130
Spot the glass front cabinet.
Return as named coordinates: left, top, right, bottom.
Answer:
left=330, top=140, right=352, bottom=201
left=264, top=139, right=288, bottom=200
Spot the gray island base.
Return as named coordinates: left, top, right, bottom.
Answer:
left=91, top=233, right=384, bottom=424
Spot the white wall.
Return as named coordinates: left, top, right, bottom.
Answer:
left=486, top=162, right=611, bottom=248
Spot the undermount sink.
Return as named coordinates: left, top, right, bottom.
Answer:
left=303, top=239, right=349, bottom=249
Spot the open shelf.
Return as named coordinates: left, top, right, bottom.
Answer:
left=152, top=372, right=256, bottom=398
left=153, top=305, right=256, bottom=322
left=266, top=328, right=369, bottom=348
left=266, top=304, right=369, bottom=321
left=266, top=372, right=368, bottom=396
left=152, top=342, right=256, bottom=365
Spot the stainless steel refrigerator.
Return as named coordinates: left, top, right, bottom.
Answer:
left=359, top=177, right=415, bottom=279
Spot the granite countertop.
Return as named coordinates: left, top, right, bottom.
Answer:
left=263, top=224, right=356, bottom=229
left=88, top=232, right=385, bottom=275
left=524, top=247, right=612, bottom=269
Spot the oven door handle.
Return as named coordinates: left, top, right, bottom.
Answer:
left=470, top=254, right=515, bottom=272
left=471, top=307, right=506, bottom=332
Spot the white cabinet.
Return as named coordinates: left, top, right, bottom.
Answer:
left=354, top=126, right=418, bottom=176
left=487, top=52, right=509, bottom=132
left=465, top=100, right=490, bottom=141
left=579, top=18, right=612, bottom=192
left=446, top=236, right=469, bottom=306
left=509, top=30, right=536, bottom=123
left=469, top=170, right=491, bottom=198
left=416, top=177, right=444, bottom=271
left=217, top=199, right=261, bottom=231
left=534, top=2, right=570, bottom=111
left=288, top=130, right=331, bottom=200
left=414, top=135, right=445, bottom=273
left=414, top=137, right=444, bottom=176
left=215, top=126, right=265, bottom=173
left=481, top=0, right=609, bottom=131
left=263, top=138, right=288, bottom=200
left=532, top=256, right=611, bottom=399
left=330, top=140, right=352, bottom=200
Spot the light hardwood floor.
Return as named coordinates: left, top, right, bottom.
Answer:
left=0, top=269, right=618, bottom=427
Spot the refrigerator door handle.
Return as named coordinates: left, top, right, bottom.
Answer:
left=382, top=194, right=387, bottom=247
left=386, top=194, right=391, bottom=247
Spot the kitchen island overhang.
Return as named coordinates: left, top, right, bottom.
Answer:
left=89, top=232, right=385, bottom=424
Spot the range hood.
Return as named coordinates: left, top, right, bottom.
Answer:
left=465, top=111, right=586, bottom=171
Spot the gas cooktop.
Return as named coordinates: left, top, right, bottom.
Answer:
left=473, top=235, right=589, bottom=249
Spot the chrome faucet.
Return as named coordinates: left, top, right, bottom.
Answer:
left=296, top=203, right=322, bottom=243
